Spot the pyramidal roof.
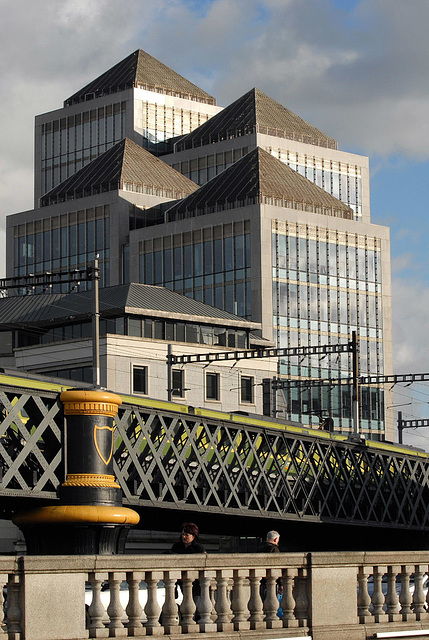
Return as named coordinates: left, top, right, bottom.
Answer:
left=165, top=147, right=353, bottom=221
left=65, top=49, right=216, bottom=106
left=176, top=87, right=336, bottom=151
left=40, top=138, right=198, bottom=206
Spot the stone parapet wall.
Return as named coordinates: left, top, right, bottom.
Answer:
left=2, top=551, right=429, bottom=640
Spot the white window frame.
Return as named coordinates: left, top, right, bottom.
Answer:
left=132, top=364, right=148, bottom=395
left=240, top=375, right=255, bottom=404
left=206, top=371, right=220, bottom=401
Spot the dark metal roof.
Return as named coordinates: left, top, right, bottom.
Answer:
left=0, top=283, right=258, bottom=328
left=64, top=50, right=216, bottom=106
left=165, top=147, right=353, bottom=221
left=176, top=88, right=337, bottom=151
left=40, top=139, right=198, bottom=206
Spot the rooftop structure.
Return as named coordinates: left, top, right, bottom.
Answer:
left=165, top=146, right=353, bottom=221
left=174, top=87, right=337, bottom=151
left=34, top=50, right=222, bottom=203
left=40, top=138, right=198, bottom=207
left=65, top=49, right=217, bottom=107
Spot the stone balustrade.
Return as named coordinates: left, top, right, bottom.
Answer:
left=1, top=550, right=429, bottom=639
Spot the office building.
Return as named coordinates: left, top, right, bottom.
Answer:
left=5, top=49, right=393, bottom=439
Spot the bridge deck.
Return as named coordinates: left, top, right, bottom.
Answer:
left=0, top=372, right=428, bottom=537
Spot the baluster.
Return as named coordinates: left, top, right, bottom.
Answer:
left=161, top=571, right=180, bottom=633
left=0, top=574, right=7, bottom=635
left=293, top=568, right=309, bottom=626
left=248, top=569, right=264, bottom=630
left=210, top=579, right=217, bottom=622
left=371, top=566, right=386, bottom=622
left=264, top=569, right=282, bottom=629
left=357, top=567, right=372, bottom=621
left=231, top=570, right=250, bottom=631
left=413, top=565, right=426, bottom=619
left=179, top=570, right=197, bottom=632
left=385, top=565, right=400, bottom=622
left=126, top=571, right=144, bottom=635
left=197, top=571, right=216, bottom=632
left=215, top=570, right=233, bottom=631
left=426, top=564, right=429, bottom=613
left=399, top=565, right=413, bottom=620
left=144, top=571, right=162, bottom=635
left=87, top=572, right=108, bottom=635
left=280, top=568, right=298, bottom=628
left=106, top=572, right=127, bottom=636
left=5, top=574, right=21, bottom=639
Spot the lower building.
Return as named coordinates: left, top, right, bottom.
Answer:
left=0, top=283, right=278, bottom=415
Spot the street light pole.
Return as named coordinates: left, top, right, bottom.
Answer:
left=92, top=257, right=100, bottom=388
left=352, top=331, right=360, bottom=437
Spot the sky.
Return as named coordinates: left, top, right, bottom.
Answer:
left=1, top=0, right=429, bottom=447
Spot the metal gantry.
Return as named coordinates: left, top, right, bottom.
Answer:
left=397, top=411, right=429, bottom=444
left=1, top=375, right=429, bottom=532
left=168, top=332, right=361, bottom=434
left=0, top=262, right=101, bottom=387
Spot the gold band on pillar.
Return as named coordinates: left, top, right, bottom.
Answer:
left=62, top=473, right=120, bottom=488
left=13, top=505, right=140, bottom=526
left=60, top=390, right=122, bottom=417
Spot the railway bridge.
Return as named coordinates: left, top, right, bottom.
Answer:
left=1, top=371, right=429, bottom=551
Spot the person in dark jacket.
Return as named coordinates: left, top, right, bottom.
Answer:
left=170, top=523, right=206, bottom=608
left=259, top=530, right=280, bottom=553
left=170, top=522, right=206, bottom=554
left=259, top=530, right=281, bottom=602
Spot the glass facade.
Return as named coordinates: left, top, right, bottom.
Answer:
left=14, top=316, right=249, bottom=351
left=272, top=220, right=384, bottom=435
left=139, top=222, right=252, bottom=318
left=134, top=95, right=212, bottom=150
left=171, top=147, right=249, bottom=185
left=40, top=102, right=126, bottom=196
left=13, top=205, right=110, bottom=291
left=268, top=148, right=363, bottom=219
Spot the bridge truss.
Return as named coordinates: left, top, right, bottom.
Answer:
left=1, top=375, right=429, bottom=531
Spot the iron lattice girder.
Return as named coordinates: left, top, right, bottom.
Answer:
left=2, top=383, right=429, bottom=529
left=113, top=401, right=429, bottom=529
left=0, top=388, right=63, bottom=498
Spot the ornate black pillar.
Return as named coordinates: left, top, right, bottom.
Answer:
left=13, top=389, right=139, bottom=554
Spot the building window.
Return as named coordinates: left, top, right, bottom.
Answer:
left=133, top=366, right=148, bottom=395
left=172, top=369, right=185, bottom=397
left=241, top=376, right=254, bottom=404
left=206, top=372, right=220, bottom=401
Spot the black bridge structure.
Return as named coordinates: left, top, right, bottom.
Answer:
left=1, top=371, right=429, bottom=551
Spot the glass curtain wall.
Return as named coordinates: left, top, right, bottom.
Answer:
left=134, top=98, right=212, bottom=151
left=40, top=102, right=126, bottom=196
left=272, top=219, right=384, bottom=437
left=13, top=206, right=110, bottom=291
left=139, top=222, right=252, bottom=318
left=269, top=148, right=363, bottom=220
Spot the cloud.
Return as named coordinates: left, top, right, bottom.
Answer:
left=208, top=0, right=429, bottom=158
left=392, top=277, right=429, bottom=373
left=1, top=1, right=429, bottom=383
